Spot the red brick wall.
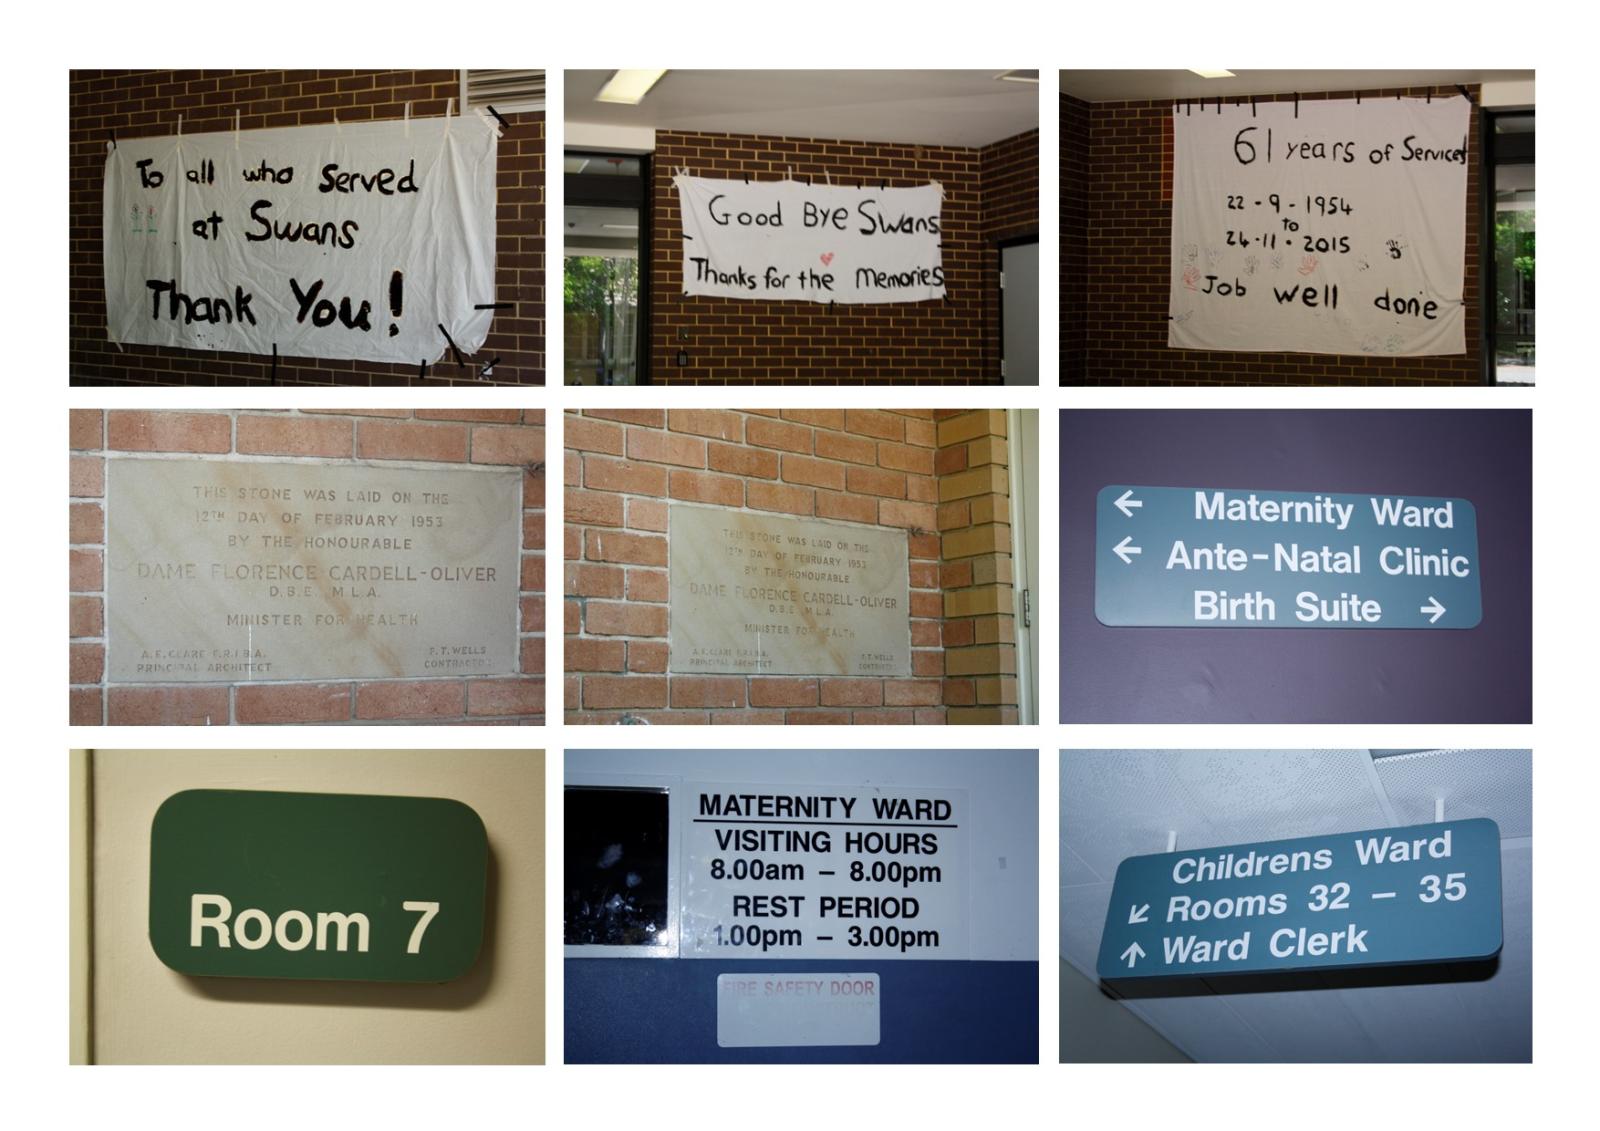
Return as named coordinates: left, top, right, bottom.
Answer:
left=648, top=130, right=1031, bottom=384
left=1066, top=85, right=1481, bottom=385
left=565, top=409, right=953, bottom=722
left=980, top=129, right=1041, bottom=379
left=1060, top=95, right=1090, bottom=376
left=69, top=70, right=544, bottom=386
left=69, top=409, right=544, bottom=724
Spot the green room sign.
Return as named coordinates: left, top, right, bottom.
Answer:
left=149, top=789, right=488, bottom=982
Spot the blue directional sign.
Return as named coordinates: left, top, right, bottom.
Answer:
left=1094, top=484, right=1482, bottom=629
left=1096, top=819, right=1502, bottom=981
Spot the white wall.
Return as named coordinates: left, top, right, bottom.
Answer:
left=87, top=749, right=544, bottom=1064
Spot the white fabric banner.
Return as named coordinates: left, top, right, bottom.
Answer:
left=103, top=115, right=497, bottom=363
left=675, top=175, right=944, bottom=303
left=1169, top=95, right=1469, bottom=356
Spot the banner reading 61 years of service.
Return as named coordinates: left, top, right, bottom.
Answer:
left=675, top=175, right=945, bottom=303
left=103, top=114, right=498, bottom=364
left=1169, top=95, right=1469, bottom=356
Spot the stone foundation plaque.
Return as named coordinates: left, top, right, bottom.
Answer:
left=668, top=504, right=911, bottom=676
left=106, top=458, right=522, bottom=682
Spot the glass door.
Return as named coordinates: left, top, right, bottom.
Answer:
left=564, top=153, right=648, bottom=385
left=1487, top=112, right=1534, bottom=385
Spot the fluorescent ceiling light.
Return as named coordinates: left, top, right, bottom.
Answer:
left=602, top=223, right=639, bottom=231
left=995, top=69, right=1040, bottom=84
left=595, top=69, right=667, bottom=105
left=1189, top=69, right=1236, bottom=79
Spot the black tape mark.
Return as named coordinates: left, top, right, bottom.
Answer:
left=474, top=302, right=513, bottom=310
left=1457, top=84, right=1473, bottom=104
left=438, top=323, right=464, bottom=368
left=1294, top=93, right=1299, bottom=119
left=419, top=359, right=428, bottom=380
left=485, top=105, right=510, bottom=131
left=479, top=356, right=501, bottom=376
left=271, top=343, right=277, bottom=382
left=109, top=130, right=117, bottom=149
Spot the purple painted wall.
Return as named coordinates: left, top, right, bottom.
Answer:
left=1060, top=410, right=1531, bottom=723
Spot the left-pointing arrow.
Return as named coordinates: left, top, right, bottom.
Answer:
left=1128, top=903, right=1150, bottom=925
left=1113, top=535, right=1142, bottom=565
left=1114, top=489, right=1143, bottom=518
left=1121, top=941, right=1145, bottom=968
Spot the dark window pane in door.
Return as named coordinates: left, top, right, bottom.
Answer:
left=564, top=787, right=670, bottom=946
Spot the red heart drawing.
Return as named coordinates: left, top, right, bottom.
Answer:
left=820, top=252, right=835, bottom=266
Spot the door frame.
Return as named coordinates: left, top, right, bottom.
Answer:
left=564, top=150, right=652, bottom=383
left=1006, top=409, right=1038, bottom=724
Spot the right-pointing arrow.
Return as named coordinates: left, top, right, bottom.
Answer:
left=1121, top=941, right=1145, bottom=968
left=1128, top=903, right=1150, bottom=925
left=1113, top=535, right=1142, bottom=565
left=1420, top=596, right=1446, bottom=624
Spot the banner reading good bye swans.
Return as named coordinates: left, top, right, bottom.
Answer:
left=1169, top=95, right=1469, bottom=356
left=675, top=175, right=945, bottom=303
left=103, top=115, right=497, bottom=363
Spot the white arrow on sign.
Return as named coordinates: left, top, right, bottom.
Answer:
left=1420, top=596, right=1446, bottom=624
left=1121, top=941, right=1145, bottom=968
left=1114, top=489, right=1143, bottom=518
left=1128, top=903, right=1150, bottom=925
left=1113, top=535, right=1142, bottom=565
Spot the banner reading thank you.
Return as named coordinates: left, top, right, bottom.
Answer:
left=675, top=175, right=945, bottom=303
left=1170, top=96, right=1469, bottom=356
left=104, top=115, right=498, bottom=363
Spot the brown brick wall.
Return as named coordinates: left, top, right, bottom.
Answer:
left=1060, top=94, right=1090, bottom=376
left=69, top=70, right=544, bottom=386
left=564, top=408, right=1022, bottom=723
left=68, top=409, right=545, bottom=724
left=648, top=130, right=1035, bottom=384
left=980, top=129, right=1041, bottom=379
left=1064, top=85, right=1481, bottom=385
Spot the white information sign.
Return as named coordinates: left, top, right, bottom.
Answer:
left=103, top=115, right=498, bottom=363
left=716, top=973, right=881, bottom=1047
left=1169, top=95, right=1469, bottom=356
left=681, top=782, right=968, bottom=960
left=675, top=175, right=945, bottom=303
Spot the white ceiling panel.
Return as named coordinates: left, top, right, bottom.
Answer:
left=566, top=70, right=1039, bottom=148
left=1062, top=750, right=1383, bottom=881
left=1058, top=69, right=1535, bottom=102
left=1375, top=749, right=1533, bottom=837
left=1122, top=996, right=1272, bottom=1062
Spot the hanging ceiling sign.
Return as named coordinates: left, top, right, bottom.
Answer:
left=149, top=789, right=488, bottom=982
left=1096, top=819, right=1503, bottom=981
left=1094, top=484, right=1482, bottom=628
left=103, top=115, right=498, bottom=363
left=675, top=175, right=945, bottom=303
left=1169, top=95, right=1469, bottom=356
